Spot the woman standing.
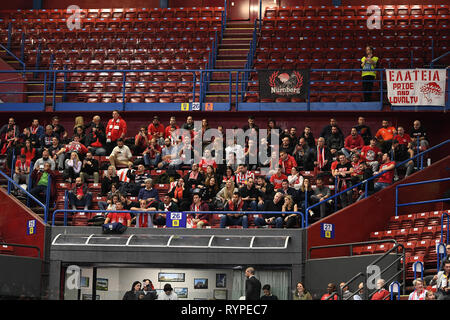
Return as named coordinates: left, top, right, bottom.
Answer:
left=361, top=46, right=379, bottom=102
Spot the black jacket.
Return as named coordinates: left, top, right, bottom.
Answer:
left=245, top=276, right=262, bottom=301
left=81, top=158, right=99, bottom=176
left=122, top=281, right=142, bottom=300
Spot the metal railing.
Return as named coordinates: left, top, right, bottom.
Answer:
left=430, top=50, right=450, bottom=68
left=0, top=242, right=41, bottom=259
left=304, top=139, right=450, bottom=227
left=0, top=43, right=26, bottom=71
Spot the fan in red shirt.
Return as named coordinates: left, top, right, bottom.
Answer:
left=270, top=167, right=288, bottom=190
left=279, top=150, right=297, bottom=175
left=321, top=283, right=339, bottom=300
left=106, top=110, right=127, bottom=153
left=342, top=127, right=365, bottom=159
left=371, top=279, right=390, bottom=300
left=361, top=137, right=382, bottom=172
left=373, top=153, right=396, bottom=193
left=188, top=193, right=210, bottom=229
left=164, top=116, right=180, bottom=138
left=393, top=126, right=412, bottom=145
left=147, top=115, right=165, bottom=142
left=199, top=149, right=217, bottom=173
left=104, top=202, right=132, bottom=227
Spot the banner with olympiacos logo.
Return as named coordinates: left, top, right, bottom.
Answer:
left=386, top=69, right=447, bottom=106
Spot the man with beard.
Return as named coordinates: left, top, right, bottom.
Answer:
left=68, top=177, right=93, bottom=211
left=326, top=126, right=344, bottom=161
left=354, top=116, right=372, bottom=146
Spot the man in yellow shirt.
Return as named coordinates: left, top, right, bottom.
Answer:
left=361, top=46, right=379, bottom=102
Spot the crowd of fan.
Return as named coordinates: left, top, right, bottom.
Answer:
left=0, top=112, right=430, bottom=228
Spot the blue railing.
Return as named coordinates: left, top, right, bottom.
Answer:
left=0, top=43, right=26, bottom=71
left=51, top=209, right=305, bottom=228
left=304, top=139, right=450, bottom=227
left=441, top=211, right=449, bottom=245
left=395, top=177, right=450, bottom=216
left=389, top=281, right=401, bottom=300
left=430, top=50, right=450, bottom=68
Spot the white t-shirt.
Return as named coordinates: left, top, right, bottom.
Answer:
left=157, top=292, right=178, bottom=300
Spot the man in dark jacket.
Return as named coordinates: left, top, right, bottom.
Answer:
left=140, top=279, right=157, bottom=300
left=254, top=192, right=284, bottom=228
left=68, top=177, right=93, bottom=210
left=238, top=177, right=263, bottom=211
left=326, top=126, right=345, bottom=160
left=293, top=138, right=315, bottom=171
left=245, top=267, right=261, bottom=300
left=80, top=152, right=99, bottom=183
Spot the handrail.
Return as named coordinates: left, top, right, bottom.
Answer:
left=430, top=50, right=450, bottom=68
left=441, top=212, right=449, bottom=245
left=0, top=242, right=41, bottom=259
left=395, top=177, right=450, bottom=216
left=389, top=281, right=401, bottom=300
left=0, top=169, right=47, bottom=222
left=0, top=43, right=26, bottom=71
left=304, top=139, right=450, bottom=226
left=437, top=242, right=448, bottom=271
left=52, top=209, right=305, bottom=228
left=413, top=261, right=424, bottom=281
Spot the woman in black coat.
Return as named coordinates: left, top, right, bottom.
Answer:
left=122, top=281, right=142, bottom=300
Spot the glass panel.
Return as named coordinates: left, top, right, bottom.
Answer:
left=52, top=234, right=91, bottom=245
left=210, top=236, right=253, bottom=248
left=252, top=236, right=289, bottom=248
left=169, top=235, right=212, bottom=247
left=87, top=235, right=130, bottom=246
left=128, top=235, right=172, bottom=247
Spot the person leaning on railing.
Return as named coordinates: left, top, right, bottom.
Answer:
left=29, top=161, right=56, bottom=207
left=361, top=45, right=379, bottom=102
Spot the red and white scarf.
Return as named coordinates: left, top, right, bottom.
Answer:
left=317, top=146, right=325, bottom=169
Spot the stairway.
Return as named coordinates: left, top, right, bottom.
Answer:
left=205, top=21, right=254, bottom=105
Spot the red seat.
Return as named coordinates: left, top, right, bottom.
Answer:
left=421, top=226, right=438, bottom=240
left=407, top=227, right=423, bottom=242
left=368, top=231, right=383, bottom=241
left=374, top=243, right=394, bottom=254
left=360, top=244, right=376, bottom=255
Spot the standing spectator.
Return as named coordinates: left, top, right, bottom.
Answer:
left=310, top=177, right=332, bottom=220
left=29, top=162, right=56, bottom=206
left=189, top=193, right=210, bottom=229
left=280, top=137, right=294, bottom=155
left=143, top=137, right=161, bottom=168
left=1, top=129, right=19, bottom=167
left=122, top=281, right=142, bottom=300
left=68, top=177, right=93, bottom=211
left=157, top=284, right=178, bottom=300
left=40, top=125, right=56, bottom=153
left=373, top=153, right=396, bottom=192
left=109, top=138, right=133, bottom=168
left=333, top=154, right=354, bottom=209
left=288, top=167, right=304, bottom=190
left=85, top=126, right=107, bottom=156
left=361, top=45, right=379, bottom=102
left=260, top=284, right=278, bottom=300
left=361, top=138, right=382, bottom=172
left=410, top=120, right=429, bottom=150
left=34, top=149, right=56, bottom=171
left=321, top=283, right=338, bottom=300
left=101, top=165, right=119, bottom=196
left=147, top=115, right=165, bottom=144
left=313, top=137, right=332, bottom=172
left=394, top=126, right=412, bottom=146
left=293, top=138, right=315, bottom=171
left=225, top=138, right=245, bottom=166
left=320, top=118, right=344, bottom=141
left=279, top=150, right=297, bottom=175
left=181, top=115, right=194, bottom=131
left=63, top=152, right=82, bottom=183
left=270, top=167, right=288, bottom=190
left=430, top=260, right=450, bottom=300
left=0, top=117, right=19, bottom=138
left=245, top=267, right=262, bottom=301
left=342, top=127, right=364, bottom=159
left=80, top=152, right=99, bottom=183
left=408, top=279, right=428, bottom=300
left=48, top=137, right=65, bottom=170
left=391, top=140, right=414, bottom=178
left=371, top=279, right=389, bottom=300
left=238, top=177, right=263, bottom=211
left=20, top=139, right=36, bottom=163
left=105, top=110, right=127, bottom=154
left=293, top=282, right=312, bottom=300
left=13, top=154, right=31, bottom=190
left=245, top=139, right=259, bottom=171
left=138, top=178, right=159, bottom=202
left=375, top=119, right=396, bottom=154
left=104, top=201, right=131, bottom=227
left=355, top=116, right=372, bottom=145
left=134, top=126, right=149, bottom=155
left=51, top=116, right=68, bottom=142
left=29, top=119, right=45, bottom=140
left=255, top=192, right=284, bottom=228
left=221, top=192, right=248, bottom=229
left=242, top=115, right=259, bottom=133
left=287, top=127, right=299, bottom=147
left=297, top=178, right=313, bottom=213
left=164, top=116, right=179, bottom=138
left=326, top=126, right=345, bottom=160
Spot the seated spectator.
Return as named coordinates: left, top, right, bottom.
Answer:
left=373, top=153, right=396, bottom=192
left=340, top=282, right=353, bottom=300
left=279, top=150, right=297, bottom=176
left=221, top=192, right=248, bottom=228
left=63, top=152, right=82, bottom=183
left=282, top=195, right=299, bottom=228
left=361, top=137, right=382, bottom=172
left=410, top=120, right=429, bottom=152
left=157, top=283, right=178, bottom=300
left=134, top=126, right=150, bottom=155
left=104, top=201, right=131, bottom=227
left=62, top=135, right=89, bottom=161
left=277, top=179, right=298, bottom=202
left=147, top=115, right=165, bottom=145
left=120, top=194, right=140, bottom=211
left=167, top=178, right=191, bottom=211
left=51, top=115, right=68, bottom=143
left=34, top=149, right=56, bottom=171
left=143, top=137, right=161, bottom=168
left=188, top=193, right=210, bottom=229
left=203, top=165, right=218, bottom=187
left=254, top=192, right=284, bottom=228
left=342, top=127, right=364, bottom=159
left=270, top=167, right=288, bottom=190
left=0, top=117, right=19, bottom=139
left=131, top=199, right=157, bottom=228
left=29, top=119, right=45, bottom=141
left=293, top=282, right=312, bottom=300
left=101, top=165, right=120, bottom=196
left=13, top=154, right=31, bottom=191
left=157, top=138, right=176, bottom=169
left=394, top=126, right=412, bottom=146
left=280, top=136, right=294, bottom=155
left=138, top=178, right=160, bottom=202
left=260, top=284, right=278, bottom=301
left=391, top=140, right=414, bottom=178
left=105, top=110, right=127, bottom=154
left=221, top=166, right=236, bottom=187
left=40, top=125, right=56, bottom=153
left=297, top=178, right=313, bottom=213
left=255, top=176, right=275, bottom=204
left=199, top=149, right=217, bottom=173
left=80, top=152, right=99, bottom=183
left=29, top=162, right=56, bottom=206
left=375, top=119, right=396, bottom=154
left=310, top=177, right=333, bottom=220
left=263, top=150, right=280, bottom=179
left=371, top=279, right=390, bottom=300
left=350, top=153, right=366, bottom=187
left=155, top=194, right=180, bottom=226
left=98, top=184, right=120, bottom=211
left=202, top=176, right=220, bottom=210
left=85, top=126, right=107, bottom=156
left=300, top=126, right=316, bottom=148
left=353, top=282, right=365, bottom=300
left=184, top=163, right=204, bottom=190
left=325, top=126, right=344, bottom=160
left=408, top=278, right=427, bottom=300
left=216, top=179, right=238, bottom=211
left=20, top=139, right=36, bottom=163
left=109, top=138, right=133, bottom=168
left=48, top=137, right=65, bottom=170
left=288, top=167, right=304, bottom=190
left=124, top=164, right=150, bottom=196
left=430, top=260, right=450, bottom=300
left=355, top=116, right=372, bottom=146
left=313, top=137, right=332, bottom=172
left=1, top=129, right=19, bottom=167
left=68, top=177, right=93, bottom=211
left=293, top=138, right=315, bottom=171
left=425, top=291, right=436, bottom=300
left=332, top=154, right=354, bottom=209
left=239, top=177, right=263, bottom=211
left=321, top=283, right=338, bottom=300
left=235, top=164, right=255, bottom=188
left=320, top=118, right=343, bottom=141
left=73, top=116, right=85, bottom=136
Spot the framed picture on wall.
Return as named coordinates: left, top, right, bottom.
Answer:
left=194, top=278, right=208, bottom=289
left=82, top=294, right=100, bottom=300
left=174, top=287, right=188, bottom=299
left=216, top=274, right=226, bottom=288
left=96, top=278, right=108, bottom=291
left=214, top=289, right=227, bottom=300
left=80, top=276, right=90, bottom=288
left=158, top=272, right=185, bottom=282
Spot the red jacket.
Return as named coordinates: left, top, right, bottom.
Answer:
left=106, top=117, right=127, bottom=142
left=189, top=202, right=210, bottom=222
left=147, top=123, right=165, bottom=140
left=371, top=289, right=390, bottom=300
left=344, top=134, right=364, bottom=150
left=279, top=155, right=297, bottom=175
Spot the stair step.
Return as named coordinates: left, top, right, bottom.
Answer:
left=217, top=55, right=248, bottom=60
left=27, top=95, right=63, bottom=103
left=221, top=38, right=252, bottom=45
